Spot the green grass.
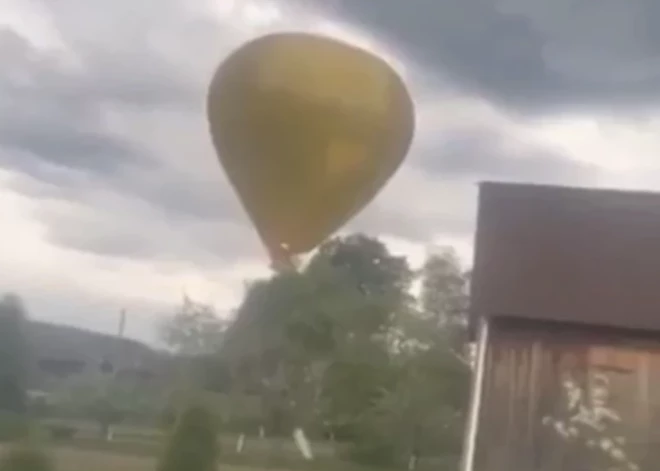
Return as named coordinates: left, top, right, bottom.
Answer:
left=0, top=443, right=376, bottom=471
left=25, top=421, right=457, bottom=471
left=30, top=447, right=289, bottom=471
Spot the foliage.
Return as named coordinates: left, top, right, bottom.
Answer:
left=44, top=424, right=77, bottom=441
left=49, top=370, right=162, bottom=436
left=0, top=294, right=29, bottom=415
left=419, top=248, right=470, bottom=353
left=0, top=412, right=28, bottom=443
left=157, top=404, right=219, bottom=471
left=166, top=234, right=471, bottom=468
left=221, top=235, right=414, bottom=441
left=0, top=443, right=53, bottom=471
left=88, top=397, right=125, bottom=437
left=160, top=297, right=226, bottom=356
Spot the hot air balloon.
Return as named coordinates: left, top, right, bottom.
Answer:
left=207, top=32, right=415, bottom=267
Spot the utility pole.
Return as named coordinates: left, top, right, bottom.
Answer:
left=118, top=308, right=126, bottom=338
left=105, top=308, right=127, bottom=442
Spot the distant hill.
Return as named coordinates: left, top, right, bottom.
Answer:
left=26, top=321, right=169, bottom=389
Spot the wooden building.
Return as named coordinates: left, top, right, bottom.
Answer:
left=465, top=182, right=660, bottom=471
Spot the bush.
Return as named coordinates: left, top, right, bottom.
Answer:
left=45, top=424, right=77, bottom=442
left=345, top=438, right=398, bottom=468
left=0, top=444, right=53, bottom=471
left=157, top=404, right=219, bottom=471
left=0, top=412, right=28, bottom=443
left=342, top=415, right=399, bottom=468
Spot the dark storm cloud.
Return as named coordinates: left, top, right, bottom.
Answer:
left=0, top=0, right=613, bottom=266
left=321, top=0, right=660, bottom=113
left=0, top=19, right=257, bottom=263
left=0, top=120, right=146, bottom=175
left=34, top=0, right=222, bottom=107
left=0, top=29, right=158, bottom=180
left=0, top=21, right=239, bottom=216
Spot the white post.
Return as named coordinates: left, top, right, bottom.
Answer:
left=293, top=427, right=314, bottom=460
left=236, top=433, right=246, bottom=453
left=461, top=319, right=490, bottom=471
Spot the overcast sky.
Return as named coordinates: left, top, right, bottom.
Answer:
left=3, top=0, right=660, bottom=344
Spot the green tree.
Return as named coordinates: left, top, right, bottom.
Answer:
left=0, top=294, right=28, bottom=415
left=313, top=235, right=413, bottom=442
left=358, top=314, right=469, bottom=469
left=220, top=235, right=472, bottom=467
left=222, top=234, right=413, bottom=457
left=420, top=248, right=470, bottom=360
left=346, top=248, right=471, bottom=469
left=160, top=296, right=226, bottom=356
left=158, top=404, right=218, bottom=471
left=222, top=271, right=334, bottom=447
left=51, top=370, right=161, bottom=439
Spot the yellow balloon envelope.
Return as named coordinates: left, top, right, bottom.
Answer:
left=207, top=32, right=415, bottom=265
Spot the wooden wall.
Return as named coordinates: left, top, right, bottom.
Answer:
left=471, top=318, right=660, bottom=471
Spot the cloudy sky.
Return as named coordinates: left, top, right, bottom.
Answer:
left=3, top=0, right=660, bottom=344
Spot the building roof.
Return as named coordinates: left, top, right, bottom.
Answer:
left=470, top=181, right=660, bottom=335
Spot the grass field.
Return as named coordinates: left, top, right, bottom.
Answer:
left=50, top=447, right=155, bottom=471
left=1, top=421, right=455, bottom=471
left=1, top=446, right=295, bottom=471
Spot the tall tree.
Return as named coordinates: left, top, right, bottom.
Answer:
left=356, top=311, right=469, bottom=469
left=346, top=248, right=471, bottom=469
left=160, top=296, right=226, bottom=356
left=308, top=235, right=414, bottom=443
left=158, top=404, right=218, bottom=471
left=0, top=293, right=28, bottom=414
left=222, top=234, right=414, bottom=457
left=419, top=247, right=470, bottom=359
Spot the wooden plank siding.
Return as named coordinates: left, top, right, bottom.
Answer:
left=471, top=318, right=660, bottom=471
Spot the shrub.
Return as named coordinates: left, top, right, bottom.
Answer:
left=157, top=404, right=219, bottom=471
left=0, top=412, right=28, bottom=443
left=0, top=443, right=53, bottom=471
left=45, top=424, right=77, bottom=442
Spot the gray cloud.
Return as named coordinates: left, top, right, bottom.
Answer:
left=350, top=122, right=602, bottom=243
left=0, top=29, right=157, bottom=179
left=319, top=0, right=660, bottom=113
left=0, top=9, right=255, bottom=264
left=0, top=0, right=633, bottom=343
left=34, top=192, right=260, bottom=265
left=0, top=0, right=608, bottom=268
left=416, top=126, right=599, bottom=184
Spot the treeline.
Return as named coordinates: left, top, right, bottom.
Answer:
left=164, top=233, right=472, bottom=468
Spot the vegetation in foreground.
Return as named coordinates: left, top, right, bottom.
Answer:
left=158, top=404, right=218, bottom=471
left=1, top=234, right=471, bottom=471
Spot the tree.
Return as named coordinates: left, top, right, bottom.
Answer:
left=220, top=235, right=472, bottom=467
left=419, top=248, right=470, bottom=360
left=221, top=271, right=334, bottom=452
left=0, top=294, right=28, bottom=415
left=354, top=314, right=469, bottom=469
left=160, top=296, right=226, bottom=356
left=345, top=248, right=471, bottom=469
left=158, top=404, right=218, bottom=471
left=221, top=234, right=414, bottom=458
